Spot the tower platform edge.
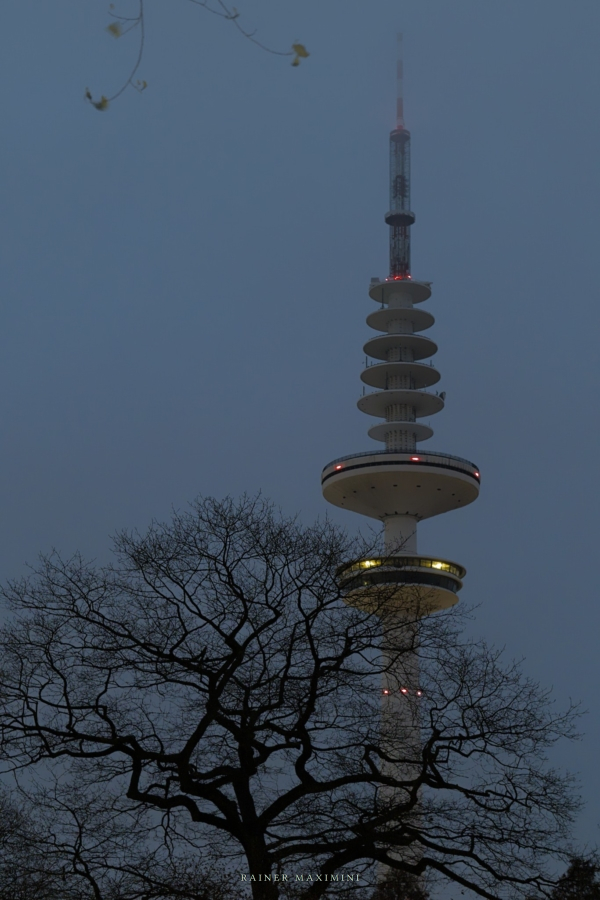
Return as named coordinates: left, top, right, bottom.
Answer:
left=322, top=450, right=480, bottom=521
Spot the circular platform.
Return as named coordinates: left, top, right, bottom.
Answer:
left=366, top=307, right=434, bottom=334
left=361, top=361, right=441, bottom=391
left=368, top=280, right=432, bottom=306
left=358, top=389, right=443, bottom=419
left=321, top=451, right=480, bottom=521
left=364, top=333, right=438, bottom=362
left=337, top=555, right=464, bottom=615
left=385, top=210, right=416, bottom=226
left=367, top=422, right=433, bottom=443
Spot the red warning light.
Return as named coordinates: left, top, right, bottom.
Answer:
left=474, top=472, right=480, bottom=478
left=382, top=689, right=390, bottom=695
left=335, top=465, right=343, bottom=470
left=410, top=456, right=420, bottom=462
left=400, top=687, right=408, bottom=695
left=416, top=690, right=423, bottom=698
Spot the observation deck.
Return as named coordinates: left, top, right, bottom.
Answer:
left=363, top=332, right=438, bottom=361
left=337, top=554, right=465, bottom=614
left=366, top=306, right=434, bottom=333
left=322, top=450, right=480, bottom=522
left=368, top=278, right=431, bottom=305
left=358, top=389, right=443, bottom=419
left=361, top=361, right=440, bottom=391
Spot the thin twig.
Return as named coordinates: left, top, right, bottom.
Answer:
left=86, top=0, right=306, bottom=111
left=106, top=0, right=146, bottom=102
left=188, top=0, right=294, bottom=56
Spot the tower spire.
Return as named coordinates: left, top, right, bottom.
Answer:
left=396, top=32, right=404, bottom=129
left=386, top=33, right=414, bottom=279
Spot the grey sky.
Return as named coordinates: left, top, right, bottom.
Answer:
left=1, top=0, right=599, bottom=848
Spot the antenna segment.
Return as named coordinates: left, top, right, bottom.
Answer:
left=396, top=32, right=404, bottom=129
left=385, top=33, right=414, bottom=279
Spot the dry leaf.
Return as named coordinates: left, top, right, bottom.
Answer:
left=291, top=43, right=309, bottom=67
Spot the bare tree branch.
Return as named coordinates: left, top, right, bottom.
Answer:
left=85, top=1, right=308, bottom=111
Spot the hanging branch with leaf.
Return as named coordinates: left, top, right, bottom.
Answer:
left=85, top=0, right=309, bottom=111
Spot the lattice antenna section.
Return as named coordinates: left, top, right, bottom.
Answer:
left=386, top=33, right=414, bottom=278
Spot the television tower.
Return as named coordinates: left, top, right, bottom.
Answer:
left=320, top=32, right=480, bottom=874
left=321, top=33, right=480, bottom=614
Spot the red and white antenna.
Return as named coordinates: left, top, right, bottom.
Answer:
left=396, top=32, right=404, bottom=129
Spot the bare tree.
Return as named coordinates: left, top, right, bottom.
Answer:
left=0, top=778, right=243, bottom=900
left=0, top=496, right=582, bottom=900
left=0, top=785, right=85, bottom=900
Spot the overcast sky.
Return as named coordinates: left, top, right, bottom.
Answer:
left=1, top=0, right=599, bottom=851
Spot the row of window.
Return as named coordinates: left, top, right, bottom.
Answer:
left=341, top=556, right=463, bottom=579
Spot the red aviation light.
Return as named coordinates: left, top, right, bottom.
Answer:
left=410, top=456, right=420, bottom=462
left=400, top=687, right=408, bottom=695
left=335, top=465, right=343, bottom=470
left=382, top=689, right=390, bottom=695
left=416, top=690, right=423, bottom=698
left=474, top=471, right=480, bottom=479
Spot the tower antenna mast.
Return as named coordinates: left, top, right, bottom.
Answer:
left=386, top=32, right=414, bottom=278
left=396, top=32, right=404, bottom=129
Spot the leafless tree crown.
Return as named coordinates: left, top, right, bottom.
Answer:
left=0, top=496, right=582, bottom=900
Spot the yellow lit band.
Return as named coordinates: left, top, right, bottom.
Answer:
left=342, top=556, right=464, bottom=579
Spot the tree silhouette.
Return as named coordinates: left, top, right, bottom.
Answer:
left=0, top=496, right=582, bottom=900
left=550, top=858, right=600, bottom=900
